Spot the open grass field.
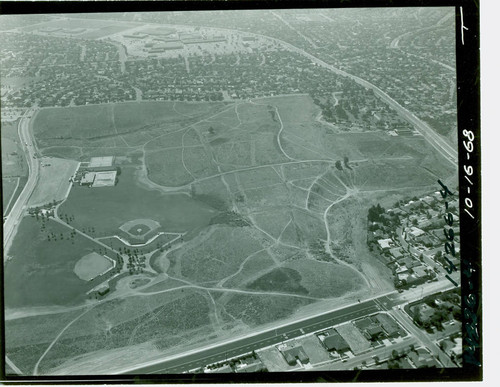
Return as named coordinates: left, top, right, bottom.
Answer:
left=33, top=101, right=227, bottom=162
left=4, top=216, right=114, bottom=308
left=5, top=93, right=458, bottom=374
left=58, top=165, right=217, bottom=237
left=28, top=157, right=79, bottom=207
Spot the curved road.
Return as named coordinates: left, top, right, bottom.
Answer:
left=3, top=108, right=39, bottom=257
left=272, top=41, right=458, bottom=165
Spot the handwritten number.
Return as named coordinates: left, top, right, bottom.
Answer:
left=445, top=274, right=459, bottom=287
left=444, top=212, right=453, bottom=226
left=443, top=227, right=454, bottom=241
left=443, top=256, right=457, bottom=274
left=463, top=140, right=473, bottom=152
left=437, top=179, right=454, bottom=199
left=445, top=241, right=456, bottom=256
left=462, top=129, right=475, bottom=142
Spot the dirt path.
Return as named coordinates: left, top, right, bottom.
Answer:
left=33, top=305, right=97, bottom=375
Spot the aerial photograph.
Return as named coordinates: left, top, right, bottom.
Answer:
left=2, top=7, right=463, bottom=376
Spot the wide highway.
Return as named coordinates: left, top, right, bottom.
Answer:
left=3, top=108, right=39, bottom=257
left=123, top=279, right=455, bottom=375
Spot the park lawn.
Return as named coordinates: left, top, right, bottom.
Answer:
left=74, top=252, right=113, bottom=281
left=4, top=217, right=109, bottom=308
left=58, top=165, right=217, bottom=237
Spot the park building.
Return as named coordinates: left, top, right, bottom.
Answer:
left=78, top=156, right=118, bottom=187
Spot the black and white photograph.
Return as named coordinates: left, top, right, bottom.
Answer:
left=0, top=1, right=482, bottom=383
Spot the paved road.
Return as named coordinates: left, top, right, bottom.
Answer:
left=123, top=279, right=455, bottom=374
left=282, top=47, right=457, bottom=165
left=391, top=308, right=454, bottom=367
left=61, top=16, right=458, bottom=167
left=3, top=109, right=39, bottom=257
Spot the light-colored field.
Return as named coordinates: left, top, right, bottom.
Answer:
left=73, top=252, right=113, bottom=281
left=28, top=157, right=79, bottom=207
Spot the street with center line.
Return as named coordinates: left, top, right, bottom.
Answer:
left=124, top=279, right=455, bottom=374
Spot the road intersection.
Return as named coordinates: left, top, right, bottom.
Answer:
left=122, top=279, right=456, bottom=374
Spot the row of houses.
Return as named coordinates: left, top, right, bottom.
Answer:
left=369, top=192, right=459, bottom=288
left=317, top=313, right=404, bottom=357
